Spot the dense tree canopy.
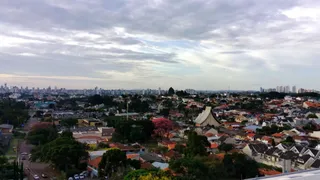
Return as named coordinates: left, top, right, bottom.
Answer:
left=222, top=153, right=259, bottom=179
left=152, top=118, right=173, bottom=139
left=185, top=131, right=210, bottom=157
left=0, top=99, right=29, bottom=127
left=169, top=157, right=210, bottom=180
left=218, top=143, right=233, bottom=153
left=124, top=169, right=172, bottom=180
left=168, top=87, right=175, bottom=95
left=60, top=118, right=78, bottom=127
left=256, top=124, right=291, bottom=135
left=307, top=114, right=318, bottom=119
left=0, top=157, right=24, bottom=180
left=98, top=149, right=127, bottom=178
left=27, top=126, right=58, bottom=145
left=111, top=119, right=154, bottom=143
left=31, top=137, right=88, bottom=172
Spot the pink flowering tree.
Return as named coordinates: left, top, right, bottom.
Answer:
left=152, top=118, right=173, bottom=139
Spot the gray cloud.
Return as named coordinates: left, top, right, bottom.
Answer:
left=1, top=0, right=320, bottom=89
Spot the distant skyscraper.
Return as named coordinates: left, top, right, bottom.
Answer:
left=292, top=86, right=297, bottom=93
left=260, top=87, right=264, bottom=92
left=279, top=86, right=284, bottom=93
left=276, top=86, right=280, bottom=92
left=285, top=86, right=290, bottom=93
left=158, top=87, right=161, bottom=95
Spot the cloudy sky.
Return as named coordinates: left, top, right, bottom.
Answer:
left=1, top=0, right=320, bottom=90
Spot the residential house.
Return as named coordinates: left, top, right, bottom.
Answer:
left=163, top=150, right=182, bottom=161
left=275, top=143, right=290, bottom=152
left=293, top=136, right=309, bottom=145
left=302, top=148, right=320, bottom=158
left=152, top=162, right=169, bottom=170
left=303, top=101, right=320, bottom=109
left=98, top=127, right=115, bottom=140
left=158, top=140, right=176, bottom=150
left=0, top=124, right=14, bottom=133
left=295, top=155, right=315, bottom=170
left=194, top=106, right=221, bottom=127
left=109, top=143, right=145, bottom=154
left=290, top=145, right=306, bottom=155
left=87, top=156, right=102, bottom=178
left=311, top=159, right=320, bottom=169
left=140, top=152, right=164, bottom=163
left=78, top=118, right=103, bottom=127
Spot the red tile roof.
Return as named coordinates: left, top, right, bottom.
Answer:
left=258, top=168, right=281, bottom=176
left=210, top=143, right=219, bottom=149
left=141, top=162, right=153, bottom=169
left=272, top=133, right=284, bottom=138
left=126, top=154, right=139, bottom=160
left=304, top=101, right=320, bottom=108
left=88, top=157, right=102, bottom=169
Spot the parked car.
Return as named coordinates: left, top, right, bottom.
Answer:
left=74, top=174, right=80, bottom=180
left=79, top=174, right=85, bottom=179
left=21, top=156, right=26, bottom=160
left=42, top=173, right=48, bottom=178
left=68, top=177, right=73, bottom=180
left=21, top=152, right=28, bottom=155
left=80, top=171, right=87, bottom=177
left=33, top=174, right=40, bottom=180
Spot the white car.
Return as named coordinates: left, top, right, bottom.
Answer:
left=68, top=177, right=73, bottom=180
left=33, top=174, right=40, bottom=180
left=21, top=152, right=28, bottom=155
left=79, top=174, right=85, bottom=179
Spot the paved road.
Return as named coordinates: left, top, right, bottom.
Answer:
left=18, top=117, right=60, bottom=179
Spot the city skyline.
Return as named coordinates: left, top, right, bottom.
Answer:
left=1, top=1, right=320, bottom=90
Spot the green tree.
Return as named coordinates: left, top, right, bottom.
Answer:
left=218, top=143, right=233, bottom=153
left=27, top=126, right=58, bottom=145
left=271, top=138, right=276, bottom=147
left=0, top=99, right=29, bottom=127
left=60, top=118, right=78, bottom=127
left=128, top=159, right=141, bottom=170
left=168, top=87, right=175, bottom=95
left=174, top=143, right=185, bottom=154
left=124, top=169, right=171, bottom=180
left=112, top=120, right=154, bottom=143
left=98, top=149, right=127, bottom=178
left=185, top=131, right=210, bottom=157
left=61, top=130, right=73, bottom=138
left=31, top=137, right=88, bottom=172
left=88, top=95, right=104, bottom=105
left=0, top=157, right=24, bottom=180
left=282, top=136, right=295, bottom=145
left=307, top=114, right=318, bottom=119
left=223, top=153, right=259, bottom=179
left=169, top=157, right=210, bottom=180
left=97, top=142, right=110, bottom=149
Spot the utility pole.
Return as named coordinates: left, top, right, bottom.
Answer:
left=126, top=101, right=129, bottom=121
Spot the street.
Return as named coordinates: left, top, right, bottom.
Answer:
left=18, top=117, right=60, bottom=179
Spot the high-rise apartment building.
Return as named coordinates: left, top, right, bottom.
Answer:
left=292, top=86, right=297, bottom=93
left=285, top=86, right=290, bottom=93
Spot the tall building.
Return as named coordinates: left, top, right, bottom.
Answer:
left=292, top=86, right=297, bottom=93
left=260, top=87, right=264, bottom=93
left=285, top=86, right=290, bottom=93
left=279, top=86, right=284, bottom=93
left=276, top=86, right=280, bottom=92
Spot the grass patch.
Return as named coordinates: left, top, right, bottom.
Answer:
left=6, top=138, right=20, bottom=156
